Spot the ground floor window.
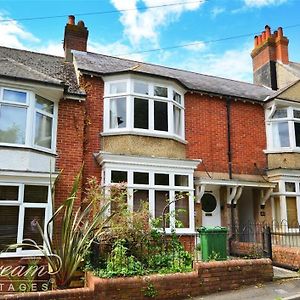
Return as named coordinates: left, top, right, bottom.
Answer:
left=0, top=183, right=51, bottom=257
left=102, top=165, right=195, bottom=234
left=272, top=180, right=300, bottom=229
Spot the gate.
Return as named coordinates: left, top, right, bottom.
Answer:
left=229, top=223, right=272, bottom=259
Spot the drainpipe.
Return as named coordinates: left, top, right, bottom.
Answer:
left=226, top=96, right=235, bottom=235
left=226, top=96, right=233, bottom=179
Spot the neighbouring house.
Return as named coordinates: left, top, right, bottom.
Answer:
left=0, top=16, right=299, bottom=262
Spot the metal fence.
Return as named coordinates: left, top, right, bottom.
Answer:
left=231, top=220, right=300, bottom=248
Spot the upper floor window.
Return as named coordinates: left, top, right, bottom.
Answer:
left=104, top=77, right=185, bottom=140
left=267, top=106, right=300, bottom=150
left=0, top=87, right=57, bottom=152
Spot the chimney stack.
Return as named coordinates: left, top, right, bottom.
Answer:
left=63, top=15, right=89, bottom=62
left=251, top=25, right=289, bottom=90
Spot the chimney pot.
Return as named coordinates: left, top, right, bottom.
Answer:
left=265, top=25, right=271, bottom=38
left=262, top=31, right=266, bottom=42
left=254, top=36, right=259, bottom=47
left=274, top=30, right=278, bottom=38
left=278, top=27, right=283, bottom=38
left=68, top=15, right=75, bottom=25
left=77, top=20, right=85, bottom=27
left=257, top=35, right=262, bottom=45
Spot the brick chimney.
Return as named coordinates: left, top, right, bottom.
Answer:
left=251, top=25, right=289, bottom=90
left=63, top=15, right=89, bottom=62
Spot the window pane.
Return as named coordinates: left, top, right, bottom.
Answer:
left=154, top=101, right=168, bottom=131
left=173, top=106, right=181, bottom=136
left=0, top=105, right=26, bottom=144
left=109, top=98, right=126, bottom=129
left=175, top=192, right=189, bottom=228
left=155, top=191, right=169, bottom=227
left=272, top=122, right=290, bottom=147
left=175, top=175, right=189, bottom=187
left=133, top=190, right=149, bottom=212
left=0, top=186, right=19, bottom=201
left=295, top=123, right=300, bottom=147
left=0, top=206, right=19, bottom=251
left=133, top=172, right=149, bottom=184
left=134, top=82, right=149, bottom=95
left=3, top=89, right=26, bottom=104
left=35, top=113, right=52, bottom=149
left=274, top=196, right=281, bottom=224
left=24, top=185, right=48, bottom=203
left=110, top=82, right=126, bottom=94
left=154, top=86, right=168, bottom=98
left=155, top=173, right=169, bottom=185
left=293, top=110, right=300, bottom=119
left=134, top=98, right=149, bottom=129
left=285, top=182, right=296, bottom=193
left=272, top=109, right=287, bottom=119
left=286, top=197, right=298, bottom=228
left=111, top=171, right=127, bottom=183
left=35, top=95, right=54, bottom=114
left=23, top=208, right=45, bottom=249
left=173, top=91, right=181, bottom=104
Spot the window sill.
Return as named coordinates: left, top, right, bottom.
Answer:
left=0, top=144, right=57, bottom=156
left=101, top=131, right=187, bottom=145
left=264, top=149, right=300, bottom=154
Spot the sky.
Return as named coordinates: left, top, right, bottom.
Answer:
left=0, top=0, right=300, bottom=83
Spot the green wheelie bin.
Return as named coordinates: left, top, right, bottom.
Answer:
left=198, top=226, right=228, bottom=261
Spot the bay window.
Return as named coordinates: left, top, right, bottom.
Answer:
left=0, top=87, right=57, bottom=152
left=0, top=183, right=51, bottom=257
left=272, top=180, right=300, bottom=229
left=104, top=77, right=185, bottom=140
left=103, top=167, right=195, bottom=233
left=267, top=106, right=300, bottom=150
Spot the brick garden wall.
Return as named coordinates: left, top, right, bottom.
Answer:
left=231, top=241, right=300, bottom=270
left=0, top=259, right=273, bottom=300
left=185, top=93, right=267, bottom=174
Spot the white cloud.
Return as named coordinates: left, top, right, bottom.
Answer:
left=183, top=40, right=207, bottom=52
left=0, top=13, right=39, bottom=49
left=244, top=0, right=287, bottom=7
left=211, top=6, right=225, bottom=18
left=36, top=42, right=64, bottom=56
left=89, top=40, right=146, bottom=61
left=110, top=0, right=205, bottom=46
left=175, top=44, right=253, bottom=82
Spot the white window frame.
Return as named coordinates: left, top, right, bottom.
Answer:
left=103, top=75, right=186, bottom=142
left=0, top=86, right=58, bottom=154
left=100, top=154, right=200, bottom=234
left=271, top=179, right=300, bottom=229
left=266, top=104, right=300, bottom=152
left=0, top=181, right=52, bottom=258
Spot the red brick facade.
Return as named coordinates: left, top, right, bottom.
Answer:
left=185, top=92, right=267, bottom=174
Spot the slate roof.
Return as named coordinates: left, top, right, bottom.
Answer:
left=73, top=51, right=273, bottom=102
left=287, top=62, right=300, bottom=77
left=0, top=46, right=84, bottom=97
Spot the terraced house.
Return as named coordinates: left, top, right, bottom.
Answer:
left=0, top=16, right=299, bottom=260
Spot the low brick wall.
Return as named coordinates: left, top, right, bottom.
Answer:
left=273, top=246, right=300, bottom=270
left=0, top=259, right=273, bottom=300
left=231, top=241, right=300, bottom=270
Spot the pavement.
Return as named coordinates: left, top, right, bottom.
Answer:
left=186, top=267, right=300, bottom=300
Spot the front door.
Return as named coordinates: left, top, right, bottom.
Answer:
left=201, top=187, right=221, bottom=227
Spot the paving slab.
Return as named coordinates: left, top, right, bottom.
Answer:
left=274, top=267, right=300, bottom=280
left=186, top=278, right=300, bottom=300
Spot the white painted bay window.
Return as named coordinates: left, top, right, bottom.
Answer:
left=272, top=180, right=300, bottom=229
left=99, top=154, right=200, bottom=234
left=267, top=106, right=300, bottom=151
left=0, top=87, right=57, bottom=152
left=103, top=76, right=185, bottom=141
left=0, top=183, right=52, bottom=257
